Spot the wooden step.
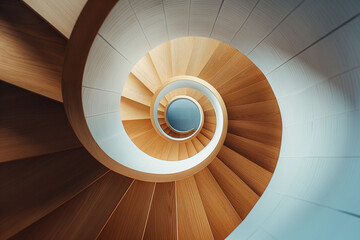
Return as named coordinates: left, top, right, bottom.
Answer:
left=131, top=129, right=159, bottom=150
left=166, top=88, right=188, bottom=101
left=171, top=37, right=195, bottom=76
left=203, top=109, right=216, bottom=118
left=198, top=98, right=214, bottom=112
left=149, top=41, right=173, bottom=84
left=158, top=118, right=166, bottom=125
left=197, top=133, right=211, bottom=146
left=228, top=120, right=282, bottom=148
left=203, top=122, right=216, bottom=133
left=0, top=82, right=81, bottom=163
left=206, top=52, right=252, bottom=89
left=227, top=100, right=281, bottom=123
left=217, top=145, right=272, bottom=196
left=0, top=0, right=66, bottom=102
left=160, top=141, right=173, bottom=159
left=222, top=80, right=276, bottom=107
left=201, top=128, right=215, bottom=140
left=185, top=141, right=197, bottom=157
left=195, top=168, right=242, bottom=240
left=123, top=119, right=154, bottom=139
left=208, top=158, right=259, bottom=219
left=176, top=176, right=213, bottom=240
left=192, top=137, right=204, bottom=153
left=120, top=97, right=150, bottom=120
left=198, top=42, right=238, bottom=81
left=178, top=142, right=189, bottom=160
left=225, top=133, right=279, bottom=173
left=144, top=136, right=169, bottom=159
left=164, top=127, right=172, bottom=135
left=122, top=73, right=162, bottom=109
left=167, top=130, right=177, bottom=137
left=186, top=37, right=219, bottom=77
left=161, top=123, right=168, bottom=131
left=217, top=65, right=265, bottom=97
left=10, top=172, right=132, bottom=240
left=0, top=148, right=107, bottom=239
left=167, top=142, right=180, bottom=161
left=121, top=97, right=163, bottom=121
left=97, top=181, right=155, bottom=240
left=131, top=53, right=162, bottom=94
left=143, top=182, right=177, bottom=240
left=23, top=0, right=86, bottom=38
left=185, top=88, right=204, bottom=101
left=204, top=116, right=216, bottom=124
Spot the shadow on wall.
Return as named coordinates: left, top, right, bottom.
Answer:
left=228, top=4, right=360, bottom=240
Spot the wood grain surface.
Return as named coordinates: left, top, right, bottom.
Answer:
left=23, top=0, right=87, bottom=38
left=0, top=148, right=107, bottom=239
left=195, top=168, right=241, bottom=240
left=10, top=172, right=132, bottom=240
left=208, top=158, right=259, bottom=219
left=217, top=145, right=272, bottom=196
left=0, top=81, right=81, bottom=163
left=143, top=182, right=177, bottom=240
left=97, top=180, right=155, bottom=240
left=0, top=0, right=66, bottom=102
left=176, top=176, right=213, bottom=240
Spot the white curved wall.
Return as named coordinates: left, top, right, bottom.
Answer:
left=82, top=0, right=360, bottom=239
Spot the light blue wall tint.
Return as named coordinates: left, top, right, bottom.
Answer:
left=166, top=98, right=201, bottom=132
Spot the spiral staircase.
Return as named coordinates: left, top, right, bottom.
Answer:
left=1, top=0, right=360, bottom=240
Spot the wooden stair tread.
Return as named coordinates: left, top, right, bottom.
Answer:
left=176, top=176, right=213, bottom=240
left=131, top=129, right=159, bottom=150
left=203, top=122, right=216, bottom=133
left=222, top=80, right=276, bottom=107
left=185, top=141, right=197, bottom=157
left=122, top=73, right=160, bottom=109
left=171, top=37, right=195, bottom=76
left=178, top=142, right=189, bottom=160
left=225, top=133, right=279, bottom=173
left=192, top=137, right=204, bottom=153
left=206, top=52, right=252, bottom=89
left=167, top=142, right=180, bottom=161
left=131, top=53, right=162, bottom=94
left=197, top=133, right=211, bottom=146
left=11, top=172, right=132, bottom=240
left=217, top=145, right=272, bottom=196
left=149, top=41, right=173, bottom=85
left=123, top=119, right=154, bottom=139
left=98, top=181, right=155, bottom=240
left=195, top=168, right=242, bottom=240
left=143, top=136, right=168, bottom=159
left=198, top=42, right=238, bottom=81
left=0, top=82, right=81, bottom=163
left=120, top=97, right=153, bottom=120
left=208, top=158, right=259, bottom=219
left=228, top=120, right=282, bottom=148
left=23, top=0, right=86, bottom=38
left=217, top=65, right=265, bottom=97
left=0, top=0, right=66, bottom=102
left=143, top=182, right=176, bottom=240
left=0, top=148, right=107, bottom=239
left=227, top=100, right=281, bottom=123
left=186, top=37, right=219, bottom=77
left=160, top=141, right=172, bottom=160
left=201, top=128, right=215, bottom=140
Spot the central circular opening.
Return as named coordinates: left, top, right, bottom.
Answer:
left=166, top=98, right=201, bottom=132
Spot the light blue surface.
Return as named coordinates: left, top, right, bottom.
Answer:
left=166, top=98, right=201, bottom=131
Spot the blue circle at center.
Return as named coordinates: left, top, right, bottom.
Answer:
left=166, top=98, right=201, bottom=132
